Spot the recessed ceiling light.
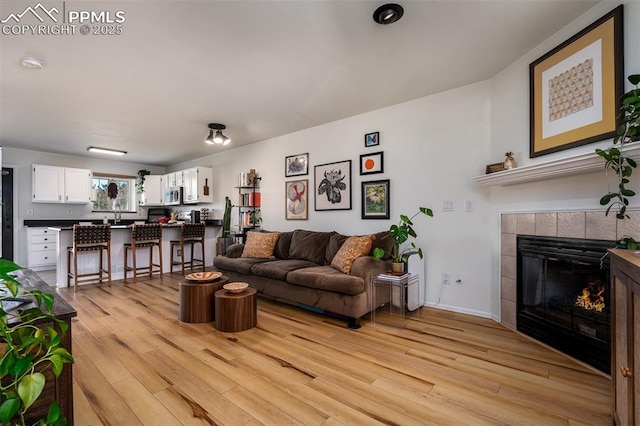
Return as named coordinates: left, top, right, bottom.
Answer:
left=87, top=146, right=127, bottom=156
left=21, top=56, right=44, bottom=69
left=373, top=3, right=404, bottom=25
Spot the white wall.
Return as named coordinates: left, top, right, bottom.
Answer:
left=3, top=147, right=164, bottom=266
left=172, top=80, right=496, bottom=318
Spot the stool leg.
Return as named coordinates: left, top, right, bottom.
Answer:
left=133, top=244, right=138, bottom=283
left=201, top=240, right=205, bottom=271
left=73, top=251, right=79, bottom=292
left=181, top=241, right=186, bottom=275
left=106, top=243, right=112, bottom=286
left=158, top=241, right=163, bottom=278
left=124, top=246, right=129, bottom=282
left=67, top=249, right=71, bottom=288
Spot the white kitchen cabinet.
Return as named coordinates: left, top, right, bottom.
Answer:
left=63, top=167, right=92, bottom=203
left=183, top=167, right=212, bottom=204
left=27, top=227, right=57, bottom=270
left=141, top=175, right=164, bottom=206
left=32, top=164, right=91, bottom=203
left=165, top=171, right=184, bottom=188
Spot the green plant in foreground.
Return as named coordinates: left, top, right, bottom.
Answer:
left=0, top=259, right=73, bottom=425
left=596, top=74, right=640, bottom=220
left=373, top=207, right=433, bottom=263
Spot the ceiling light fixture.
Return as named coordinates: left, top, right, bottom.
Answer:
left=373, top=3, right=404, bottom=25
left=21, top=56, right=44, bottom=69
left=87, top=146, right=127, bottom=156
left=205, top=123, right=231, bottom=146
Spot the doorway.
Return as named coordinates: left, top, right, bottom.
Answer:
left=2, top=167, right=14, bottom=260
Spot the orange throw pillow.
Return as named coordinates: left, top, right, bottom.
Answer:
left=331, top=235, right=374, bottom=274
left=241, top=231, right=281, bottom=258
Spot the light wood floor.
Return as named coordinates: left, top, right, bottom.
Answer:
left=55, top=272, right=612, bottom=425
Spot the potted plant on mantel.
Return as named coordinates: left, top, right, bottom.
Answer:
left=373, top=207, right=433, bottom=272
left=0, top=259, right=73, bottom=425
left=596, top=73, right=640, bottom=249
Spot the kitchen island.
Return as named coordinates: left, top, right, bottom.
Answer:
left=47, top=223, right=220, bottom=287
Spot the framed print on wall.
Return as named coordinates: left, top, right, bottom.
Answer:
left=360, top=151, right=384, bottom=175
left=361, top=179, right=390, bottom=220
left=364, top=131, right=379, bottom=147
left=529, top=5, right=623, bottom=158
left=285, top=179, right=308, bottom=220
left=285, top=153, right=309, bottom=177
left=314, top=160, right=352, bottom=211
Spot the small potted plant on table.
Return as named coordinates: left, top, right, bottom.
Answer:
left=373, top=207, right=433, bottom=272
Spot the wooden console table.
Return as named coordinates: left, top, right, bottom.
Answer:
left=214, top=287, right=257, bottom=332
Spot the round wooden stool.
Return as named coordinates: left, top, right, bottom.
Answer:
left=178, top=275, right=229, bottom=323
left=214, top=287, right=257, bottom=332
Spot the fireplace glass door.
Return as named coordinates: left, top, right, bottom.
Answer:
left=517, top=235, right=615, bottom=373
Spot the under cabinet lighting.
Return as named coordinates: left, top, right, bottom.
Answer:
left=87, top=147, right=127, bottom=156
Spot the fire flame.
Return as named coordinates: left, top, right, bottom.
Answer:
left=575, top=282, right=605, bottom=312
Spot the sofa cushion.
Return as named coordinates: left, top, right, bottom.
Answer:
left=288, top=230, right=333, bottom=264
left=213, top=256, right=270, bottom=275
left=287, top=266, right=365, bottom=295
left=274, top=231, right=293, bottom=259
left=331, top=235, right=374, bottom=274
left=324, top=232, right=348, bottom=265
left=370, top=231, right=394, bottom=260
left=242, top=231, right=281, bottom=258
left=251, top=259, right=320, bottom=281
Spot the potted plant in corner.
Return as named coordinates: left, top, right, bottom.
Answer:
left=373, top=207, right=433, bottom=272
left=0, top=259, right=74, bottom=425
left=596, top=73, right=640, bottom=249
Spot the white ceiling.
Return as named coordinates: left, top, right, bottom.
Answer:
left=0, top=0, right=599, bottom=166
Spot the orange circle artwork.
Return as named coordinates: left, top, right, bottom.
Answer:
left=365, top=159, right=375, bottom=170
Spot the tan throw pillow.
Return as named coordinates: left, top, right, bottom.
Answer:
left=241, top=231, right=281, bottom=258
left=331, top=235, right=374, bottom=274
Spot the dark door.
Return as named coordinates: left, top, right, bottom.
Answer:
left=2, top=167, right=14, bottom=260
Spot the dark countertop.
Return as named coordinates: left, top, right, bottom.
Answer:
left=24, top=219, right=222, bottom=228
left=5, top=268, right=77, bottom=322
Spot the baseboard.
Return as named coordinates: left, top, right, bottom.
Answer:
left=424, top=301, right=494, bottom=320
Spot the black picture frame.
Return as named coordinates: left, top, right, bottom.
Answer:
left=360, top=151, right=384, bottom=175
left=285, top=153, right=309, bottom=177
left=361, top=179, right=390, bottom=220
left=314, top=160, right=352, bottom=211
left=529, top=5, right=623, bottom=157
left=364, top=131, right=380, bottom=147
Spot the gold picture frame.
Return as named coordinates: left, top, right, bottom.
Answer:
left=529, top=6, right=623, bottom=158
left=285, top=179, right=308, bottom=220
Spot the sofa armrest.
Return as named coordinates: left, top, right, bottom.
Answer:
left=350, top=256, right=391, bottom=292
left=225, top=243, right=245, bottom=258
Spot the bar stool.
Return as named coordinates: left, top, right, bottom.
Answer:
left=124, top=223, right=163, bottom=282
left=170, top=223, right=205, bottom=274
left=67, top=224, right=111, bottom=291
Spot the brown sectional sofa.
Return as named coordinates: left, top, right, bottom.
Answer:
left=213, top=229, right=392, bottom=328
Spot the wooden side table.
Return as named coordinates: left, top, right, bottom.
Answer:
left=214, top=287, right=257, bottom=332
left=179, top=275, right=229, bottom=323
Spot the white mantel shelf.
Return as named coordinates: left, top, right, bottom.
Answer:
left=473, top=143, right=640, bottom=186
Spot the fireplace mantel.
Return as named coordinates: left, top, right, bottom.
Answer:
left=473, top=142, right=640, bottom=186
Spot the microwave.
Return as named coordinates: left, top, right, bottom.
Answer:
left=164, top=186, right=182, bottom=205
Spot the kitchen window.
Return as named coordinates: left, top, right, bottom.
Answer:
left=92, top=174, right=136, bottom=212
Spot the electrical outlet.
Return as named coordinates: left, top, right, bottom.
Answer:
left=68, top=210, right=73, bottom=216
left=26, top=209, right=34, bottom=215
left=464, top=200, right=474, bottom=212
left=442, top=272, right=451, bottom=285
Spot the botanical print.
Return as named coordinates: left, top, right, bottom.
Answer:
left=314, top=160, right=352, bottom=211
left=362, top=179, right=389, bottom=219
left=285, top=179, right=308, bottom=220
